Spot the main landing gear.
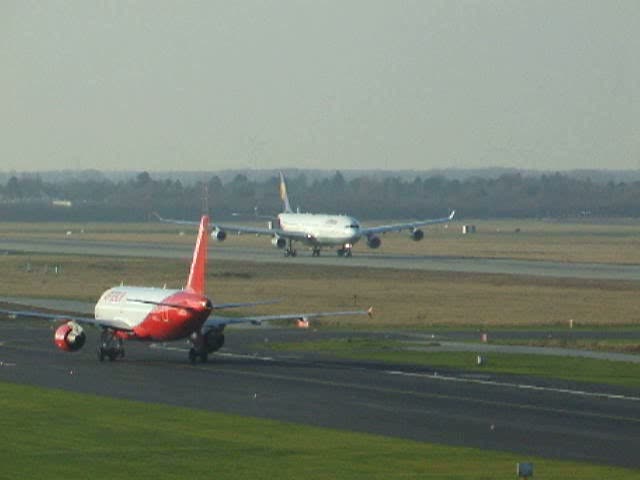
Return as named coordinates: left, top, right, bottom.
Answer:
left=336, top=246, right=352, bottom=257
left=187, top=331, right=220, bottom=364
left=284, top=239, right=297, bottom=257
left=311, top=247, right=321, bottom=257
left=97, top=329, right=125, bottom=362
left=188, top=348, right=208, bottom=364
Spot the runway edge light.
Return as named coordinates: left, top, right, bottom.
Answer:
left=517, top=462, right=534, bottom=478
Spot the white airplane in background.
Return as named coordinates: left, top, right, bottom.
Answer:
left=156, top=172, right=454, bottom=258
left=0, top=215, right=371, bottom=363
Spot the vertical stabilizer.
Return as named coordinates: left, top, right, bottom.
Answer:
left=186, top=215, right=209, bottom=294
left=279, top=171, right=293, bottom=213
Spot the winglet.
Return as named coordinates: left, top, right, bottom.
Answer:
left=279, top=171, right=293, bottom=213
left=367, top=306, right=374, bottom=318
left=448, top=210, right=456, bottom=220
left=186, top=215, right=209, bottom=294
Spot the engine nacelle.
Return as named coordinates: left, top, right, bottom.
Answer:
left=204, top=331, right=225, bottom=353
left=211, top=228, right=227, bottom=242
left=54, top=321, right=86, bottom=352
left=410, top=229, right=424, bottom=241
left=366, top=235, right=381, bottom=249
left=271, top=236, right=286, bottom=249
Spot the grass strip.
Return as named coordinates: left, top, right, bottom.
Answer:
left=265, top=338, right=640, bottom=388
left=0, top=381, right=637, bottom=479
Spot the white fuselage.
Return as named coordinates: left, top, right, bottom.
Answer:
left=278, top=213, right=361, bottom=247
left=95, top=286, right=181, bottom=329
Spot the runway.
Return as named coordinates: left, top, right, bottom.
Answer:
left=3, top=236, right=640, bottom=280
left=1, top=319, right=639, bottom=468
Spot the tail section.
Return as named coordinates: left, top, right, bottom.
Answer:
left=186, top=215, right=209, bottom=294
left=279, top=171, right=293, bottom=213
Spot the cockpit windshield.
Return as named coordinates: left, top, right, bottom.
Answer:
left=348, top=223, right=360, bottom=229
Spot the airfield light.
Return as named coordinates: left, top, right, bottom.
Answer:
left=517, top=462, right=534, bottom=478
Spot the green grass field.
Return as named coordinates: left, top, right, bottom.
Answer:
left=492, top=338, right=640, bottom=354
left=0, top=381, right=636, bottom=480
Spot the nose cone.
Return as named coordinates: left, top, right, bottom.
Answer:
left=345, top=219, right=361, bottom=242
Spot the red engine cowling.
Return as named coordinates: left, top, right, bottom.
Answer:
left=54, top=321, right=87, bottom=352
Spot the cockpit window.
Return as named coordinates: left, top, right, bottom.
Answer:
left=348, top=223, right=360, bottom=229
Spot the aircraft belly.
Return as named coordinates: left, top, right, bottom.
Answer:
left=313, top=235, right=360, bottom=247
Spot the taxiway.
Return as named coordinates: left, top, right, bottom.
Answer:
left=3, top=236, right=640, bottom=280
left=1, top=320, right=638, bottom=468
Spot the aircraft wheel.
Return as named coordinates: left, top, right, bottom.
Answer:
left=188, top=348, right=198, bottom=364
left=291, top=249, right=297, bottom=257
left=345, top=250, right=352, bottom=257
left=284, top=250, right=291, bottom=257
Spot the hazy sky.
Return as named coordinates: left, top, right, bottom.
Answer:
left=1, top=1, right=638, bottom=172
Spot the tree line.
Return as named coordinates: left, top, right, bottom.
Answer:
left=0, top=170, right=639, bottom=221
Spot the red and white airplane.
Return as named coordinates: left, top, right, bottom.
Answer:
left=0, top=215, right=371, bottom=363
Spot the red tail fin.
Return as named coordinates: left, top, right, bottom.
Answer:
left=186, top=215, right=209, bottom=294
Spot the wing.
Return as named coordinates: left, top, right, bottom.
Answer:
left=213, top=299, right=281, bottom=310
left=153, top=212, right=312, bottom=241
left=0, top=307, right=132, bottom=331
left=360, top=210, right=455, bottom=236
left=203, top=307, right=373, bottom=328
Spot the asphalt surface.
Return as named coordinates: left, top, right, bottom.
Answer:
left=1, top=319, right=639, bottom=469
left=4, top=236, right=640, bottom=280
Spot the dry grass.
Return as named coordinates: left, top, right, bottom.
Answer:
left=3, top=218, right=640, bottom=264
left=2, top=252, right=640, bottom=328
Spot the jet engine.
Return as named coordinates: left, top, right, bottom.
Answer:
left=54, top=320, right=86, bottom=352
left=271, top=236, right=286, bottom=249
left=204, top=331, right=225, bottom=353
left=211, top=228, right=227, bottom=242
left=410, top=229, right=424, bottom=241
left=366, top=235, right=381, bottom=249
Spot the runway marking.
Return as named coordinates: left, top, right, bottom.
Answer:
left=182, top=363, right=640, bottom=425
left=385, top=370, right=640, bottom=403
left=215, top=352, right=275, bottom=362
left=148, top=343, right=275, bottom=362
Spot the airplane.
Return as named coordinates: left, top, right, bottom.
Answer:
left=155, top=172, right=455, bottom=258
left=0, top=215, right=371, bottom=363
